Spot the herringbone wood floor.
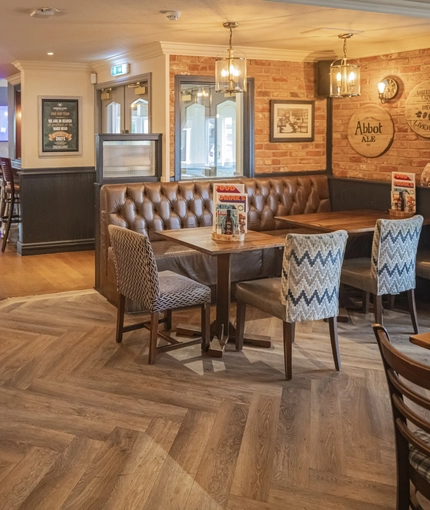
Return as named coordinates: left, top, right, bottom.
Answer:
left=1, top=285, right=430, bottom=509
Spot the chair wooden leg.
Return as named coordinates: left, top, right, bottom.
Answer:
left=148, top=311, right=160, bottom=365
left=116, top=294, right=126, bottom=343
left=407, top=289, right=419, bottom=334
left=201, top=302, right=211, bottom=352
left=1, top=193, right=14, bottom=253
left=164, top=309, right=172, bottom=331
left=362, top=291, right=370, bottom=314
left=328, top=316, right=341, bottom=371
left=374, top=294, right=383, bottom=325
left=283, top=321, right=295, bottom=381
left=235, top=299, right=246, bottom=351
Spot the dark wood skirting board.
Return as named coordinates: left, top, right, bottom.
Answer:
left=17, top=238, right=95, bottom=256
left=18, top=166, right=96, bottom=256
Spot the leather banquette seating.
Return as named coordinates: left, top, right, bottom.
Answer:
left=98, top=175, right=333, bottom=311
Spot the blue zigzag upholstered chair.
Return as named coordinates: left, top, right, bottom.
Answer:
left=373, top=324, right=430, bottom=510
left=108, top=225, right=211, bottom=364
left=235, top=230, right=348, bottom=380
left=341, top=215, right=423, bottom=333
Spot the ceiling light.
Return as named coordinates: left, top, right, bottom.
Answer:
left=30, top=7, right=61, bottom=18
left=215, top=22, right=247, bottom=95
left=47, top=52, right=54, bottom=56
left=329, top=34, right=360, bottom=98
left=159, top=10, right=180, bottom=21
left=378, top=77, right=399, bottom=104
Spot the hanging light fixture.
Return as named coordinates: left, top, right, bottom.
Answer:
left=215, top=22, right=247, bottom=95
left=330, top=34, right=361, bottom=98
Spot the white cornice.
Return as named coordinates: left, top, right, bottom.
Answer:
left=267, top=0, right=430, bottom=18
left=158, top=41, right=311, bottom=62
left=91, top=41, right=311, bottom=68
left=91, top=42, right=165, bottom=72
left=12, top=61, right=91, bottom=72
left=7, top=73, right=21, bottom=85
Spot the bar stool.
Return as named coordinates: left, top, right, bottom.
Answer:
left=0, top=157, right=20, bottom=252
left=0, top=162, right=5, bottom=237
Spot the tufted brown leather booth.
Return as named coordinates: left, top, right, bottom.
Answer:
left=98, top=175, right=331, bottom=310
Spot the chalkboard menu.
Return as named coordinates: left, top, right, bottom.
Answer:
left=41, top=98, right=79, bottom=153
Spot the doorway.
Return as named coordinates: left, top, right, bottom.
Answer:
left=99, top=77, right=151, bottom=134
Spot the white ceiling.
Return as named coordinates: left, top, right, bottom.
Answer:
left=2, top=0, right=430, bottom=79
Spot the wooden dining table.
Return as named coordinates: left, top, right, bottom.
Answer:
left=275, top=209, right=426, bottom=234
left=410, top=332, right=430, bottom=350
left=157, top=226, right=286, bottom=357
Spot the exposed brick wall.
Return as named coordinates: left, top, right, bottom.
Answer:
left=169, top=55, right=327, bottom=177
left=332, top=48, right=430, bottom=183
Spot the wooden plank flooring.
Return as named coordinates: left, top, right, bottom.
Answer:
left=0, top=230, right=95, bottom=300
left=1, top=281, right=430, bottom=509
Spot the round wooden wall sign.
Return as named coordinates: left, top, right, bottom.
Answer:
left=405, top=80, right=430, bottom=138
left=348, top=105, right=394, bottom=157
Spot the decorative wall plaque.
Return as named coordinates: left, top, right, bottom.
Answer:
left=347, top=105, right=394, bottom=157
left=405, top=80, right=430, bottom=138
left=38, top=96, right=82, bottom=157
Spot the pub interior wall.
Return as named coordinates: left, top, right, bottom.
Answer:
left=169, top=55, right=327, bottom=177
left=19, top=66, right=95, bottom=169
left=332, top=47, right=430, bottom=183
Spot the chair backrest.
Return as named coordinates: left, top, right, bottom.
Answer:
left=373, top=324, right=430, bottom=502
left=280, top=230, right=348, bottom=322
left=108, top=225, right=160, bottom=310
left=0, top=157, right=14, bottom=186
left=371, top=215, right=423, bottom=295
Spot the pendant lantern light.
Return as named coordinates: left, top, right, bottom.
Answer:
left=215, top=22, right=247, bottom=95
left=330, top=34, right=361, bottom=98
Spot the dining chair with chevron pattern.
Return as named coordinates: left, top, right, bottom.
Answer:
left=108, top=225, right=212, bottom=365
left=341, top=215, right=423, bottom=333
left=235, top=230, right=348, bottom=380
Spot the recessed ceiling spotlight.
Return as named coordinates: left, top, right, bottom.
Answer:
left=159, top=10, right=180, bottom=21
left=30, top=7, right=62, bottom=18
left=47, top=52, right=54, bottom=55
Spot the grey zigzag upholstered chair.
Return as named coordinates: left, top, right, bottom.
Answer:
left=235, top=230, right=348, bottom=380
left=108, top=225, right=211, bottom=364
left=373, top=324, right=430, bottom=510
left=341, top=215, right=423, bottom=333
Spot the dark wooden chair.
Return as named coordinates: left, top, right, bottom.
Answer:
left=0, top=157, right=20, bottom=253
left=373, top=324, right=430, bottom=510
left=108, top=225, right=211, bottom=364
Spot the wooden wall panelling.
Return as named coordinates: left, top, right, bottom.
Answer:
left=18, top=167, right=96, bottom=256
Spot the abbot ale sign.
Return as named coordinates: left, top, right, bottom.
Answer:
left=347, top=105, right=394, bottom=158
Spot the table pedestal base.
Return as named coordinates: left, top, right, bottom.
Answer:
left=176, top=322, right=272, bottom=357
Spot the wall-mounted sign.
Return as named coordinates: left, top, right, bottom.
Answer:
left=347, top=105, right=394, bottom=157
left=405, top=80, right=430, bottom=138
left=111, top=63, right=130, bottom=77
left=39, top=96, right=82, bottom=156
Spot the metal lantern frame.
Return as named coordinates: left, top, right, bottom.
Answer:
left=215, top=22, right=247, bottom=95
left=330, top=34, right=361, bottom=98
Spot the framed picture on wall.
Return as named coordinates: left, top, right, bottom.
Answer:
left=39, top=96, right=82, bottom=156
left=270, top=100, right=314, bottom=143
